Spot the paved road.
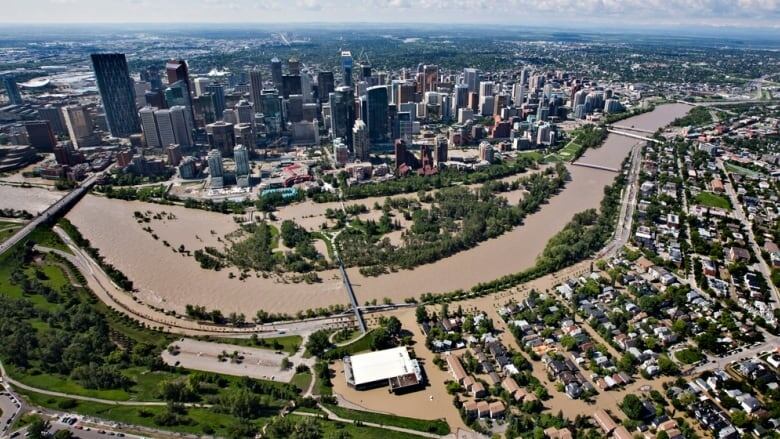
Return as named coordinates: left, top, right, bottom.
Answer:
left=718, top=159, right=780, bottom=310
left=0, top=172, right=102, bottom=257
left=693, top=331, right=780, bottom=375
left=0, top=387, right=22, bottom=436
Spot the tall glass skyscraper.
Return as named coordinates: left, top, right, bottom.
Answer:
left=2, top=75, right=23, bottom=105
left=366, top=86, right=389, bottom=145
left=90, top=53, right=140, bottom=138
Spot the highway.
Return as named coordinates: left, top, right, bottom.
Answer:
left=0, top=171, right=103, bottom=257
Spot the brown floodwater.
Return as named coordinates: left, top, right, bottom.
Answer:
left=66, top=104, right=691, bottom=314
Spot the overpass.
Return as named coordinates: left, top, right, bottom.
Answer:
left=608, top=124, right=655, bottom=135
left=336, top=256, right=367, bottom=334
left=606, top=129, right=662, bottom=144
left=571, top=162, right=620, bottom=173
left=0, top=172, right=103, bottom=256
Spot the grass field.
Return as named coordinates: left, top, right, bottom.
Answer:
left=17, top=389, right=249, bottom=437
left=551, top=136, right=582, bottom=162
left=290, top=372, right=312, bottom=393
left=323, top=403, right=451, bottom=435
left=695, top=191, right=732, bottom=210
left=209, top=334, right=303, bottom=354
left=725, top=161, right=762, bottom=178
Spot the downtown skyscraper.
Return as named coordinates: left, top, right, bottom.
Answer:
left=90, top=53, right=141, bottom=138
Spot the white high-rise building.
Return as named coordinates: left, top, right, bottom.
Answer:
left=207, top=148, right=224, bottom=188
left=464, top=68, right=479, bottom=92
left=139, top=106, right=161, bottom=148
left=513, top=83, right=526, bottom=106
left=479, top=81, right=494, bottom=102
left=194, top=77, right=210, bottom=97
left=352, top=119, right=370, bottom=161
left=234, top=144, right=250, bottom=177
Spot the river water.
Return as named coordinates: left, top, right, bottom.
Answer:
left=66, top=104, right=691, bottom=314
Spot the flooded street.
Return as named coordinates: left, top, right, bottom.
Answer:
left=0, top=185, right=63, bottom=214
left=66, top=104, right=691, bottom=314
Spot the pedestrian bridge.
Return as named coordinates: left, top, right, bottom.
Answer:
left=571, top=162, right=620, bottom=173
left=608, top=124, right=656, bottom=134
left=606, top=129, right=663, bottom=144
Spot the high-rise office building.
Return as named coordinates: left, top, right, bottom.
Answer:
left=435, top=135, right=448, bottom=165
left=166, top=144, right=182, bottom=166
left=235, top=100, right=254, bottom=125
left=37, top=106, right=67, bottom=136
left=234, top=123, right=255, bottom=149
left=207, top=148, right=224, bottom=188
left=398, top=111, right=412, bottom=144
left=423, top=65, right=438, bottom=92
left=454, top=84, right=469, bottom=110
left=168, top=105, right=193, bottom=147
left=281, top=75, right=302, bottom=99
left=366, top=86, right=389, bottom=145
left=206, top=121, right=235, bottom=154
left=206, top=84, right=226, bottom=116
left=249, top=67, right=263, bottom=110
left=62, top=105, right=99, bottom=149
left=479, top=81, right=494, bottom=101
left=24, top=121, right=57, bottom=151
left=194, top=77, right=211, bottom=97
left=329, top=86, right=355, bottom=147
left=513, top=83, right=526, bottom=106
left=317, top=71, right=335, bottom=104
left=288, top=58, right=300, bottom=76
left=270, top=57, right=283, bottom=90
left=234, top=144, right=250, bottom=176
left=2, top=75, right=23, bottom=105
left=352, top=119, right=370, bottom=161
left=154, top=108, right=175, bottom=148
left=464, top=68, right=479, bottom=93
left=90, top=53, right=141, bottom=138
left=139, top=106, right=162, bottom=148
left=341, top=51, right=353, bottom=86
left=165, top=60, right=195, bottom=122
left=285, top=95, right=304, bottom=123
left=141, top=66, right=163, bottom=91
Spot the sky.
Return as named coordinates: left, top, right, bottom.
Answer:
left=2, top=0, right=780, bottom=31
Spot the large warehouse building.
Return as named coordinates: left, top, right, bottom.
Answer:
left=343, top=346, right=424, bottom=393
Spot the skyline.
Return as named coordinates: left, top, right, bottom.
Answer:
left=2, top=0, right=780, bottom=32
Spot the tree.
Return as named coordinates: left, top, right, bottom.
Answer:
left=53, top=431, right=75, bottom=439
left=731, top=410, right=750, bottom=428
left=560, top=335, right=577, bottom=351
left=305, top=330, right=332, bottom=357
left=618, top=353, right=636, bottom=374
left=622, top=394, right=644, bottom=420
left=370, top=328, right=392, bottom=350
left=415, top=305, right=428, bottom=323
left=383, top=316, right=402, bottom=337
left=26, top=416, right=50, bottom=439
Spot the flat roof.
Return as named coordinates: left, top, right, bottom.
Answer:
left=347, top=346, right=417, bottom=386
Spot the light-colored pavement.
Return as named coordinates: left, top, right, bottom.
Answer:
left=0, top=388, right=22, bottom=436
left=162, top=338, right=295, bottom=383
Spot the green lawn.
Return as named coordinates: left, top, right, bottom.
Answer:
left=695, top=192, right=732, bottom=210
left=27, top=226, right=72, bottom=253
left=17, top=389, right=249, bottom=437
left=0, top=225, right=21, bottom=244
left=725, top=161, right=762, bottom=178
left=323, top=404, right=451, bottom=435
left=208, top=334, right=302, bottom=355
left=291, top=372, right=312, bottom=393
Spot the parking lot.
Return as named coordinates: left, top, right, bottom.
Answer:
left=0, top=388, right=22, bottom=435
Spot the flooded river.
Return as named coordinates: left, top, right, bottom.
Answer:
left=66, top=104, right=691, bottom=314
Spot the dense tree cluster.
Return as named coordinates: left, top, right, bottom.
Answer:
left=339, top=163, right=568, bottom=274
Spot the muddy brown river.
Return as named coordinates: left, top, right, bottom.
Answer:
left=66, top=104, right=690, bottom=314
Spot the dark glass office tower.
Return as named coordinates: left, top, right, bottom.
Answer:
left=90, top=53, right=140, bottom=138
left=366, top=86, right=389, bottom=145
